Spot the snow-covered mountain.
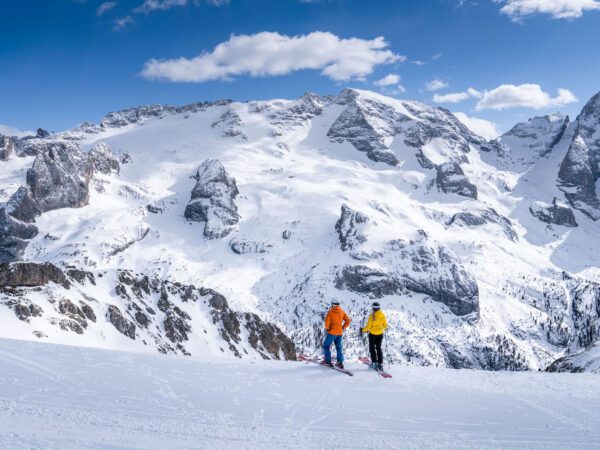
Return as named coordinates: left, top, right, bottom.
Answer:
left=1, top=88, right=599, bottom=371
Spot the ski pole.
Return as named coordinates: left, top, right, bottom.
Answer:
left=384, top=331, right=392, bottom=370
left=311, top=329, right=323, bottom=358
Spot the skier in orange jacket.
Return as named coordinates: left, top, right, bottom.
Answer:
left=323, top=299, right=351, bottom=369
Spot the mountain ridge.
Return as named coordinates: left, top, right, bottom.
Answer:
left=0, top=87, right=599, bottom=371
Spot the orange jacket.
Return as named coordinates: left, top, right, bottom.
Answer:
left=325, top=306, right=351, bottom=336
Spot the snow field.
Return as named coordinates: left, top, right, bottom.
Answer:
left=0, top=338, right=599, bottom=449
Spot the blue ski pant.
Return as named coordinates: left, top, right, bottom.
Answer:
left=323, top=333, right=343, bottom=364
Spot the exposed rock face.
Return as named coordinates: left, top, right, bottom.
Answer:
left=335, top=237, right=479, bottom=316
left=446, top=208, right=518, bottom=241
left=0, top=135, right=15, bottom=160
left=547, top=341, right=600, bottom=373
left=12, top=302, right=43, bottom=321
left=266, top=91, right=324, bottom=129
left=546, top=341, right=600, bottom=373
left=335, top=204, right=370, bottom=251
left=7, top=140, right=93, bottom=223
left=203, top=287, right=296, bottom=360
left=530, top=198, right=578, bottom=227
left=230, top=239, right=272, bottom=255
left=0, top=261, right=69, bottom=288
left=36, top=128, right=50, bottom=138
left=101, top=104, right=171, bottom=128
left=489, top=114, right=569, bottom=171
left=0, top=209, right=38, bottom=263
left=99, top=100, right=234, bottom=129
left=184, top=159, right=240, bottom=239
left=558, top=92, right=600, bottom=220
left=328, top=96, right=400, bottom=166
left=335, top=265, right=400, bottom=298
left=436, top=162, right=478, bottom=199
left=89, top=142, right=120, bottom=175
left=107, top=305, right=136, bottom=339
left=15, top=138, right=53, bottom=157
left=211, top=108, right=247, bottom=140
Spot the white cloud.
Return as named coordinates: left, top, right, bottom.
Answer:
left=113, top=16, right=134, bottom=30
left=466, top=87, right=483, bottom=98
left=495, top=0, right=600, bottom=20
left=433, top=87, right=483, bottom=104
left=433, top=91, right=470, bottom=103
left=141, top=31, right=403, bottom=83
left=97, top=1, right=117, bottom=16
left=475, top=84, right=578, bottom=111
left=374, top=74, right=400, bottom=86
left=0, top=124, right=34, bottom=138
left=432, top=53, right=442, bottom=60
left=135, top=0, right=187, bottom=13
left=425, top=79, right=449, bottom=91
left=454, top=112, right=500, bottom=140
left=412, top=60, right=425, bottom=66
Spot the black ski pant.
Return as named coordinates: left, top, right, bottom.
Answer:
left=368, top=333, right=384, bottom=364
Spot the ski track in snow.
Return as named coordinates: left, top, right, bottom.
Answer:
left=0, top=339, right=599, bottom=449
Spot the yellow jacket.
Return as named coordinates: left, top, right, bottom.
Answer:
left=362, top=310, right=387, bottom=335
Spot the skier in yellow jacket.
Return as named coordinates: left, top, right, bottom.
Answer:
left=361, top=302, right=387, bottom=371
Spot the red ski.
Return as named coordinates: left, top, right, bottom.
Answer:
left=358, top=356, right=392, bottom=378
left=299, top=355, right=354, bottom=376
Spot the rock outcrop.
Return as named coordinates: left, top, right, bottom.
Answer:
left=489, top=114, right=569, bottom=171
left=0, top=209, right=38, bottom=263
left=446, top=208, right=518, bottom=241
left=435, top=162, right=478, bottom=199
left=7, top=140, right=93, bottom=222
left=0, top=262, right=296, bottom=359
left=266, top=91, right=325, bottom=130
left=530, top=198, right=578, bottom=227
left=0, top=261, right=69, bottom=288
left=107, top=305, right=136, bottom=339
left=89, top=142, right=120, bottom=175
left=558, top=92, right=600, bottom=220
left=99, top=100, right=234, bottom=129
left=335, top=236, right=479, bottom=316
left=230, top=239, right=272, bottom=255
left=36, top=128, right=50, bottom=138
left=546, top=341, right=600, bottom=373
left=327, top=95, right=400, bottom=166
left=335, top=204, right=370, bottom=251
left=211, top=108, right=246, bottom=140
left=0, top=135, right=14, bottom=160
left=184, top=159, right=240, bottom=239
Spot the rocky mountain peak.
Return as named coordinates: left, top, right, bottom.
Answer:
left=579, top=91, right=600, bottom=124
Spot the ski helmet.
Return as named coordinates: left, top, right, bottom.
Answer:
left=331, top=299, right=340, bottom=306
left=372, top=302, right=380, bottom=310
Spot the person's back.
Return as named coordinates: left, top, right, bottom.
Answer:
left=325, top=305, right=350, bottom=336
left=364, top=309, right=387, bottom=335
left=323, top=300, right=350, bottom=368
left=362, top=302, right=387, bottom=370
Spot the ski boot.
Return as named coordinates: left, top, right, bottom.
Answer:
left=336, top=361, right=344, bottom=369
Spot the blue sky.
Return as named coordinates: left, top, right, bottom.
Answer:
left=1, top=0, right=600, bottom=137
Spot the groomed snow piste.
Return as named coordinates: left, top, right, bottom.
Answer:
left=1, top=338, right=599, bottom=449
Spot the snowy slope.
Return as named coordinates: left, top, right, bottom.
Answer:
left=1, top=338, right=599, bottom=449
left=1, top=88, right=600, bottom=370
left=547, top=341, right=600, bottom=373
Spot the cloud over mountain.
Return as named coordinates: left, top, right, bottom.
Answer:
left=141, top=31, right=403, bottom=82
left=475, top=84, right=578, bottom=111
